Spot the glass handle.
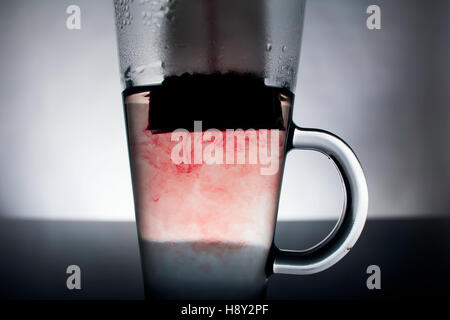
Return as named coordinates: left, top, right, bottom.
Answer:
left=273, top=124, right=369, bottom=275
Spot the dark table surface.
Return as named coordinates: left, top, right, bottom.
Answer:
left=0, top=218, right=449, bottom=300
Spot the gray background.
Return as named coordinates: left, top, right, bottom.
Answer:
left=0, top=0, right=449, bottom=222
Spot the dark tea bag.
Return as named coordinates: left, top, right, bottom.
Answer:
left=147, top=73, right=287, bottom=133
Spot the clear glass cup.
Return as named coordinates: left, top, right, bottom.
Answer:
left=114, top=0, right=368, bottom=299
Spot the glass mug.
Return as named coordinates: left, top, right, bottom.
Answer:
left=114, top=0, right=368, bottom=299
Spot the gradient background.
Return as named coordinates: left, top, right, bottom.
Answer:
left=0, top=0, right=449, bottom=300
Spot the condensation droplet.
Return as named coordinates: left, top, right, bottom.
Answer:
left=282, top=45, right=287, bottom=52
left=135, top=66, right=145, bottom=74
left=166, top=12, right=174, bottom=21
left=266, top=43, right=272, bottom=51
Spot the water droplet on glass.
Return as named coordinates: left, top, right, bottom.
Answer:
left=135, top=66, right=145, bottom=74
left=266, top=43, right=272, bottom=52
left=166, top=12, right=174, bottom=21
left=282, top=45, right=287, bottom=52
